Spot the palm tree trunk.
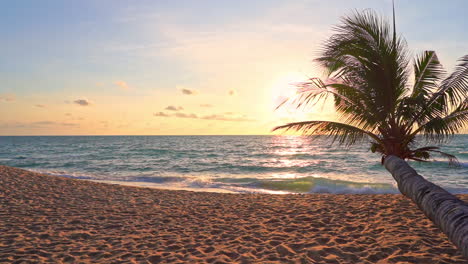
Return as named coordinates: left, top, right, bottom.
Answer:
left=384, top=155, right=468, bottom=258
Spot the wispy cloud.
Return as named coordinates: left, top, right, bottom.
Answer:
left=0, top=121, right=79, bottom=128
left=181, top=88, right=197, bottom=95
left=200, top=114, right=254, bottom=122
left=73, top=99, right=91, bottom=106
left=153, top=112, right=170, bottom=117
left=35, top=104, right=46, bottom=108
left=153, top=111, right=254, bottom=122
left=115, top=81, right=130, bottom=90
left=200, top=104, right=213, bottom=107
left=37, top=121, right=79, bottom=127
left=0, top=93, right=15, bottom=102
left=175, top=112, right=198, bottom=118
left=165, top=105, right=183, bottom=111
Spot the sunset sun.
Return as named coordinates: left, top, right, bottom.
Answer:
left=270, top=72, right=310, bottom=120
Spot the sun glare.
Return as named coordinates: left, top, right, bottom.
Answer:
left=270, top=72, right=309, bottom=120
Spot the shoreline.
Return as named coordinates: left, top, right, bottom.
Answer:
left=26, top=168, right=403, bottom=195
left=30, top=168, right=468, bottom=195
left=1, top=165, right=466, bottom=263
left=90, top=179, right=240, bottom=194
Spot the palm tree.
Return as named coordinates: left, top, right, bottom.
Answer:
left=273, top=10, right=468, bottom=257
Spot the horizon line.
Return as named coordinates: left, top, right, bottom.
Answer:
left=0, top=134, right=467, bottom=137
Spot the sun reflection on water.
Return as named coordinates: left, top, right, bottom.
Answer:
left=267, top=135, right=318, bottom=178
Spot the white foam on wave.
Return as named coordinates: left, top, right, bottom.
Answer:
left=90, top=180, right=239, bottom=193
left=309, top=185, right=399, bottom=194
left=25, top=168, right=466, bottom=195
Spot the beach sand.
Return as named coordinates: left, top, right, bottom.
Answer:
left=0, top=165, right=466, bottom=263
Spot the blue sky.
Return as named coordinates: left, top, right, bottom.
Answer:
left=1, top=0, right=467, bottom=135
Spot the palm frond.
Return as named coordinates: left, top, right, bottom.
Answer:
left=411, top=146, right=440, bottom=152
left=272, top=120, right=381, bottom=146
left=412, top=51, right=445, bottom=98
left=288, top=78, right=365, bottom=111
left=408, top=146, right=459, bottom=165
left=424, top=55, right=468, bottom=113
left=400, top=55, right=466, bottom=135
left=411, top=98, right=468, bottom=142
left=430, top=150, right=459, bottom=166
left=315, top=10, right=410, bottom=123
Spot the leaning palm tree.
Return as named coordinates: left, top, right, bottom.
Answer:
left=273, top=10, right=468, bottom=257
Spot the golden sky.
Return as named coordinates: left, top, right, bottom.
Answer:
left=1, top=0, right=467, bottom=135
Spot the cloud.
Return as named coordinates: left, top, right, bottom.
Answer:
left=228, top=90, right=236, bottom=96
left=154, top=111, right=253, bottom=122
left=175, top=112, right=198, bottom=118
left=34, top=121, right=54, bottom=125
left=181, top=88, right=197, bottom=95
left=165, top=105, right=184, bottom=111
left=73, top=99, right=91, bottom=106
left=200, top=104, right=213, bottom=107
left=64, top=113, right=85, bottom=121
left=35, top=104, right=45, bottom=108
left=115, top=81, right=130, bottom=90
left=34, top=121, right=80, bottom=127
left=154, top=112, right=170, bottom=117
left=200, top=114, right=254, bottom=122
left=0, top=93, right=15, bottom=102
left=0, top=121, right=80, bottom=128
left=63, top=123, right=79, bottom=127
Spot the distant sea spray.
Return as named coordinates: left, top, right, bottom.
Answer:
left=1, top=135, right=467, bottom=194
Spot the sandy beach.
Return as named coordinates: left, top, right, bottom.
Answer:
left=0, top=165, right=466, bottom=263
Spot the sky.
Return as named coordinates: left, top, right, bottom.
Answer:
left=1, top=0, right=467, bottom=135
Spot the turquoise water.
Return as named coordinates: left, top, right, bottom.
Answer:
left=0, top=135, right=467, bottom=194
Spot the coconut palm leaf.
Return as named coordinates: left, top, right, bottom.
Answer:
left=412, top=98, right=468, bottom=141
left=421, top=55, right=468, bottom=116
left=315, top=11, right=410, bottom=128
left=438, top=55, right=468, bottom=106
left=273, top=121, right=381, bottom=146
left=408, top=146, right=459, bottom=165
left=412, top=51, right=445, bottom=98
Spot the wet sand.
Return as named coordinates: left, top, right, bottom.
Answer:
left=0, top=165, right=466, bottom=263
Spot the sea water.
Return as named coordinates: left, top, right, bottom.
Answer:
left=0, top=135, right=467, bottom=194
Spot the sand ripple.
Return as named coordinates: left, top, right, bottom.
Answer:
left=0, top=166, right=466, bottom=263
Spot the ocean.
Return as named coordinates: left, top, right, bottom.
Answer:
left=1, top=135, right=467, bottom=194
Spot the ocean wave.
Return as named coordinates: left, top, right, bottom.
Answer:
left=2, top=135, right=466, bottom=192
left=30, top=169, right=94, bottom=180
left=11, top=162, right=51, bottom=168
left=23, top=168, right=468, bottom=194
left=127, top=175, right=185, bottom=183
left=115, top=175, right=399, bottom=194
left=252, top=176, right=398, bottom=194
left=409, top=160, right=468, bottom=168
left=131, top=148, right=172, bottom=155
left=184, top=164, right=337, bottom=174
